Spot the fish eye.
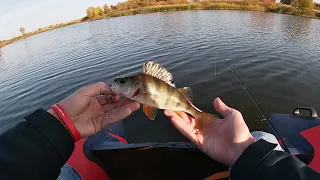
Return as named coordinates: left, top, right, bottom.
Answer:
left=119, top=78, right=126, bottom=84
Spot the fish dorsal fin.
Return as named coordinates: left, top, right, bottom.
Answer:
left=178, top=87, right=193, bottom=103
left=143, top=61, right=175, bottom=87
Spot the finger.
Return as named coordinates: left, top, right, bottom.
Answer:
left=102, top=102, right=140, bottom=127
left=213, top=97, right=232, bottom=117
left=97, top=95, right=105, bottom=105
left=165, top=110, right=193, bottom=124
left=170, top=116, right=201, bottom=147
left=81, top=82, right=111, bottom=97
left=164, top=110, right=178, bottom=118
left=97, top=95, right=120, bottom=105
left=112, top=95, right=120, bottom=102
left=106, top=94, right=115, bottom=103
left=165, top=110, right=196, bottom=131
left=179, top=112, right=193, bottom=124
left=102, top=99, right=135, bottom=112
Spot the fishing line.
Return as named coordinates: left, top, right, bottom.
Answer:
left=222, top=58, right=290, bottom=153
left=215, top=57, right=216, bottom=77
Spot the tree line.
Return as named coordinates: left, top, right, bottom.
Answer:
left=85, top=0, right=190, bottom=20
left=85, top=0, right=316, bottom=21
left=280, top=0, right=314, bottom=10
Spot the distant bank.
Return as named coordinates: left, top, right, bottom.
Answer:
left=1, top=1, right=319, bottom=48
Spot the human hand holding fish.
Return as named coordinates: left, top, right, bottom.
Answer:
left=48, top=82, right=140, bottom=139
left=165, top=97, right=256, bottom=167
left=110, top=61, right=256, bottom=167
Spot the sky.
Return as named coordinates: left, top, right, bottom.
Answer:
left=0, top=0, right=319, bottom=40
left=0, top=0, right=125, bottom=40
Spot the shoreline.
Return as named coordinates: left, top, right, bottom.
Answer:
left=1, top=2, right=319, bottom=48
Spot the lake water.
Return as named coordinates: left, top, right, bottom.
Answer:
left=0, top=11, right=320, bottom=143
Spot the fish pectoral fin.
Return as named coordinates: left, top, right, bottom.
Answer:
left=143, top=105, right=157, bottom=120
left=178, top=87, right=194, bottom=103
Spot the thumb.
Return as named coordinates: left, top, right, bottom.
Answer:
left=81, top=82, right=111, bottom=97
left=213, top=97, right=232, bottom=117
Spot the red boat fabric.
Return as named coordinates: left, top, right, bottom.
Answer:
left=66, top=138, right=109, bottom=180
left=300, top=125, right=320, bottom=173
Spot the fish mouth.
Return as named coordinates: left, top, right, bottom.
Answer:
left=109, top=80, right=114, bottom=86
left=109, top=80, right=119, bottom=94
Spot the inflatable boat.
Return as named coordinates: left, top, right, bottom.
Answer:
left=65, top=107, right=320, bottom=180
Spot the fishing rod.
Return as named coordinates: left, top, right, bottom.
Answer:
left=222, top=58, right=291, bottom=153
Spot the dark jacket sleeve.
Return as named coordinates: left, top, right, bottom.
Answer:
left=230, top=139, right=320, bottom=180
left=0, top=109, right=74, bottom=180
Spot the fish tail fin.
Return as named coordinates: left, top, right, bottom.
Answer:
left=193, top=112, right=218, bottom=133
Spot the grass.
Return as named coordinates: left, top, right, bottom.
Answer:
left=1, top=2, right=319, bottom=48
left=105, top=2, right=265, bottom=17
left=266, top=5, right=317, bottom=17
left=105, top=2, right=318, bottom=19
left=103, top=4, right=199, bottom=18
left=202, top=3, right=263, bottom=11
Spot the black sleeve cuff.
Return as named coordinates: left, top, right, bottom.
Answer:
left=25, top=109, right=74, bottom=164
left=230, top=139, right=277, bottom=180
